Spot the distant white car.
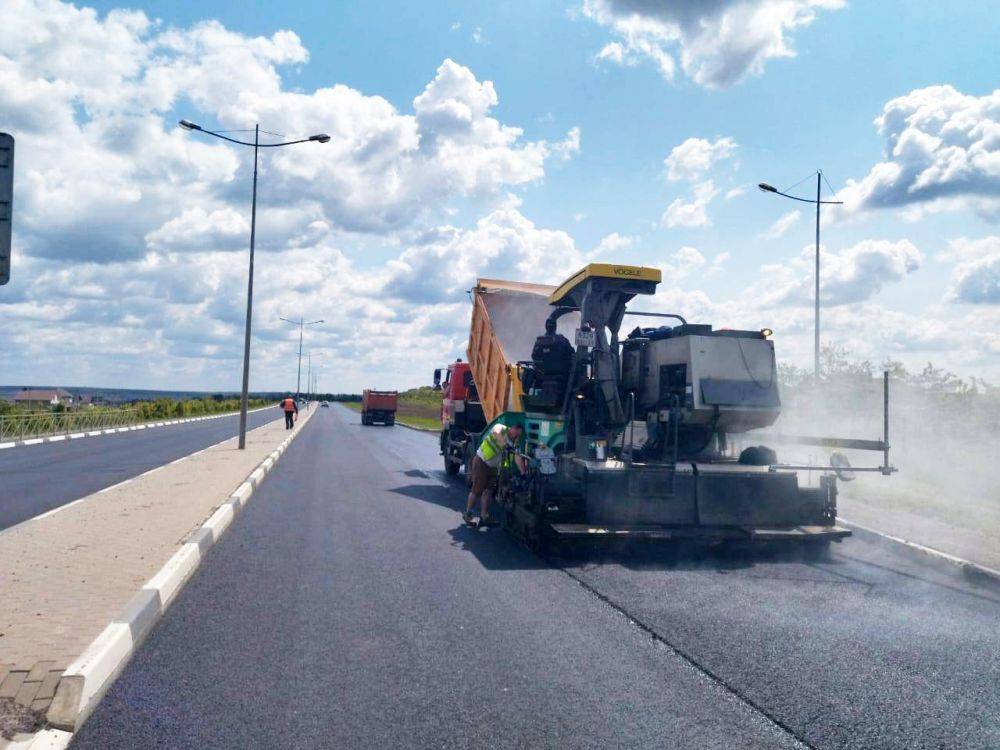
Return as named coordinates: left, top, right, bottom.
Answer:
left=321, top=401, right=330, bottom=408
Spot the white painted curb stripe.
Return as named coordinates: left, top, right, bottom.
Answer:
left=6, top=728, right=73, bottom=749
left=1, top=406, right=273, bottom=451
left=144, top=544, right=202, bottom=608
left=45, top=407, right=315, bottom=735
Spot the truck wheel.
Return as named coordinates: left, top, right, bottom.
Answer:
left=387, top=416, right=395, bottom=426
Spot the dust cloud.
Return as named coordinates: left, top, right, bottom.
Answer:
left=758, top=369, right=1000, bottom=568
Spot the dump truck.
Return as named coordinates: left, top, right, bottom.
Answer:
left=440, top=264, right=894, bottom=551
left=361, top=389, right=397, bottom=426
left=433, top=360, right=486, bottom=476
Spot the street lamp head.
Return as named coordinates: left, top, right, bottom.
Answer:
left=179, top=119, right=202, bottom=131
left=758, top=183, right=777, bottom=193
left=310, top=134, right=331, bottom=143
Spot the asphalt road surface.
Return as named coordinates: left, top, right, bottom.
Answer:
left=74, top=405, right=1000, bottom=749
left=0, top=408, right=283, bottom=531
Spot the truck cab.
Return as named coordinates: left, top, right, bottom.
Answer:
left=433, top=359, right=486, bottom=476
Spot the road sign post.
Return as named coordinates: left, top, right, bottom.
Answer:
left=0, top=133, right=13, bottom=286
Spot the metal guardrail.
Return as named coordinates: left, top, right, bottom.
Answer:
left=0, top=409, right=141, bottom=442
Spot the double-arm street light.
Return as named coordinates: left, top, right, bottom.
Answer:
left=179, top=120, right=330, bottom=448
left=758, top=171, right=843, bottom=379
left=279, top=317, right=324, bottom=400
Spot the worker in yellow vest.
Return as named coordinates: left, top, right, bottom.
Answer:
left=464, top=422, right=524, bottom=526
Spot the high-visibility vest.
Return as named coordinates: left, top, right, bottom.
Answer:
left=477, top=426, right=508, bottom=468
left=282, top=398, right=295, bottom=411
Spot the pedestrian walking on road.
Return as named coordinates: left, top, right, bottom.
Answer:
left=465, top=422, right=524, bottom=527
left=280, top=394, right=298, bottom=429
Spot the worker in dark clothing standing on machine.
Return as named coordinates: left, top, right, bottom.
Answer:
left=280, top=394, right=298, bottom=429
left=527, top=317, right=575, bottom=411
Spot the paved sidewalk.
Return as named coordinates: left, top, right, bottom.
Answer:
left=0, top=413, right=310, bottom=739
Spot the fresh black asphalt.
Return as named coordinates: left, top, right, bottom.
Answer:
left=0, top=408, right=283, bottom=531
left=73, top=406, right=1000, bottom=749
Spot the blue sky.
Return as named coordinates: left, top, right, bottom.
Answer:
left=1, top=0, right=998, bottom=392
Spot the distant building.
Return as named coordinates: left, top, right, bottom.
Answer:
left=13, top=388, right=75, bottom=408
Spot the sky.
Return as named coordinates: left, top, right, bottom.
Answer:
left=0, top=0, right=998, bottom=394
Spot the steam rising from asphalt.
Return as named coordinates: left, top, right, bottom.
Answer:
left=764, top=375, right=1000, bottom=567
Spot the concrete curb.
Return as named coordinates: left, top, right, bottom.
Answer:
left=0, top=407, right=272, bottom=451
left=395, top=420, right=437, bottom=434
left=43, top=409, right=315, bottom=734
left=841, top=518, right=1000, bottom=588
left=4, top=728, right=73, bottom=749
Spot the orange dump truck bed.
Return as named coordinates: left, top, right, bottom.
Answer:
left=362, top=389, right=398, bottom=412
left=467, top=279, right=579, bottom=423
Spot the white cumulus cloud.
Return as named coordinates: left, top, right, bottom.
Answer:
left=759, top=238, right=923, bottom=307
left=582, top=0, right=844, bottom=89
left=840, top=85, right=1000, bottom=221
left=940, top=236, right=1000, bottom=304
left=665, top=137, right=737, bottom=182
left=759, top=209, right=802, bottom=239
left=0, top=0, right=583, bottom=390
left=661, top=181, right=718, bottom=228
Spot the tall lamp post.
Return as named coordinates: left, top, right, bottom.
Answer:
left=279, top=317, right=324, bottom=400
left=179, top=120, right=329, bottom=449
left=758, top=171, right=843, bottom=379
left=306, top=351, right=324, bottom=401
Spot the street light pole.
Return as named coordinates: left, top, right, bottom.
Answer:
left=179, top=119, right=330, bottom=449
left=280, top=317, right=324, bottom=400
left=758, top=172, right=843, bottom=380
left=297, top=323, right=304, bottom=397
left=236, top=124, right=259, bottom=450
left=814, top=172, right=821, bottom=378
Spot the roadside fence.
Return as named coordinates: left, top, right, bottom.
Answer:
left=0, top=409, right=141, bottom=442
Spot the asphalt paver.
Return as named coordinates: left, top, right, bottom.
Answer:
left=73, top=406, right=1000, bottom=748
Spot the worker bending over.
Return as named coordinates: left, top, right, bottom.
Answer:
left=280, top=394, right=298, bottom=429
left=465, top=422, right=525, bottom=526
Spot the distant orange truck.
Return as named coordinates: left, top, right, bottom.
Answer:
left=361, top=389, right=397, bottom=426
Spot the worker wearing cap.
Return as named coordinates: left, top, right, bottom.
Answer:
left=464, top=422, right=524, bottom=526
left=280, top=394, right=298, bottom=430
